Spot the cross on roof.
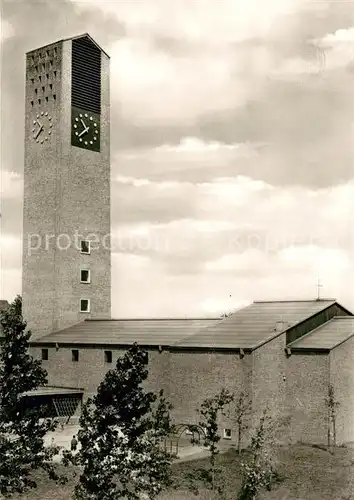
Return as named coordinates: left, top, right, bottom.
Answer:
left=316, top=278, right=323, bottom=300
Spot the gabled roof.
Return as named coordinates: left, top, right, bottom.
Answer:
left=173, top=300, right=339, bottom=350
left=27, top=33, right=109, bottom=58
left=288, top=316, right=354, bottom=351
left=30, top=300, right=347, bottom=350
left=31, top=318, right=219, bottom=347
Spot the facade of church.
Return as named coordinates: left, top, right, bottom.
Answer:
left=19, top=34, right=354, bottom=447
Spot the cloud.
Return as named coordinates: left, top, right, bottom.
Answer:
left=313, top=26, right=354, bottom=70
left=1, top=171, right=23, bottom=200
left=0, top=16, right=15, bottom=43
left=2, top=0, right=354, bottom=316
left=110, top=177, right=354, bottom=276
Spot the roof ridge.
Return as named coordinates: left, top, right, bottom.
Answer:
left=253, top=299, right=336, bottom=303
left=85, top=317, right=220, bottom=322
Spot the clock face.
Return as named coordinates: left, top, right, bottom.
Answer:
left=71, top=108, right=100, bottom=152
left=32, top=111, right=53, bottom=143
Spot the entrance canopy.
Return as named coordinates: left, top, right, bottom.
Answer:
left=22, top=386, right=84, bottom=421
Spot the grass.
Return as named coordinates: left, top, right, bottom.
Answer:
left=7, top=444, right=354, bottom=500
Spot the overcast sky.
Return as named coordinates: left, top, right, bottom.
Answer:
left=1, top=0, right=354, bottom=317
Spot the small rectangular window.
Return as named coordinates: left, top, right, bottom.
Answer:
left=42, top=86, right=45, bottom=92
left=104, top=351, right=112, bottom=363
left=80, top=269, right=90, bottom=283
left=45, top=96, right=48, bottom=102
left=80, top=240, right=90, bottom=254
left=49, top=83, right=53, bottom=90
left=72, top=349, right=79, bottom=362
left=53, top=94, right=56, bottom=101
left=30, top=100, right=34, bottom=106
left=46, top=50, right=50, bottom=57
left=46, top=73, right=49, bottom=80
left=34, top=88, right=38, bottom=94
left=39, top=75, right=41, bottom=82
left=38, top=99, right=41, bottom=105
left=53, top=70, right=57, bottom=78
left=223, top=429, right=232, bottom=440
left=80, top=299, right=90, bottom=313
left=31, top=78, right=34, bottom=84
left=41, top=348, right=48, bottom=361
left=54, top=47, right=57, bottom=56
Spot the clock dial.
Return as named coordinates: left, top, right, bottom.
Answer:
left=71, top=108, right=100, bottom=152
left=32, top=111, right=53, bottom=143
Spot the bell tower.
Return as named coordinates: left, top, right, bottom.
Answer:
left=22, top=34, right=111, bottom=338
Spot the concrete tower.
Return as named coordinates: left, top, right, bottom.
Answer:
left=22, top=34, right=111, bottom=338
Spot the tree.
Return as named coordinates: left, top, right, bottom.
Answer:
left=325, top=384, right=340, bottom=451
left=237, top=410, right=280, bottom=500
left=64, top=343, right=174, bottom=500
left=234, top=391, right=252, bottom=454
left=188, top=388, right=234, bottom=497
left=0, top=296, right=64, bottom=497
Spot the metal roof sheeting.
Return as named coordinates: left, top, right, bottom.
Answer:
left=32, top=318, right=219, bottom=346
left=288, top=316, right=354, bottom=350
left=174, top=300, right=337, bottom=349
left=31, top=300, right=339, bottom=349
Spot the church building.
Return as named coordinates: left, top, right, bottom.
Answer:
left=15, top=33, right=354, bottom=447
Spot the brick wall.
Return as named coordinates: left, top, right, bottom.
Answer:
left=330, top=335, right=354, bottom=445
left=31, top=345, right=253, bottom=445
left=23, top=37, right=111, bottom=339
left=251, top=334, right=289, bottom=442
left=286, top=352, right=329, bottom=444
left=167, top=350, right=252, bottom=445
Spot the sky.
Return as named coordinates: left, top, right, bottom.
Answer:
left=1, top=0, right=354, bottom=317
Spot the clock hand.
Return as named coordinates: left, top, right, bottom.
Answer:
left=34, top=124, right=43, bottom=139
left=78, top=126, right=89, bottom=138
left=80, top=119, right=86, bottom=128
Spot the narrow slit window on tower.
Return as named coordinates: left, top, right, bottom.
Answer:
left=72, top=349, right=79, bottom=362
left=46, top=73, right=49, bottom=80
left=53, top=70, right=57, bottom=78
left=35, top=65, right=38, bottom=72
left=46, top=50, right=50, bottom=57
left=30, top=101, right=34, bottom=106
left=49, top=60, right=53, bottom=68
left=45, top=96, right=48, bottom=102
left=80, top=269, right=90, bottom=283
left=41, top=348, right=48, bottom=361
left=34, top=88, right=38, bottom=94
left=42, top=86, right=45, bottom=92
left=80, top=299, right=90, bottom=313
left=80, top=240, right=90, bottom=254
left=38, top=99, right=41, bottom=105
left=53, top=94, right=56, bottom=101
left=54, top=47, right=57, bottom=56
left=31, top=78, right=34, bottom=84
left=39, top=75, right=41, bottom=82
left=104, top=351, right=112, bottom=364
left=49, top=83, right=53, bottom=90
